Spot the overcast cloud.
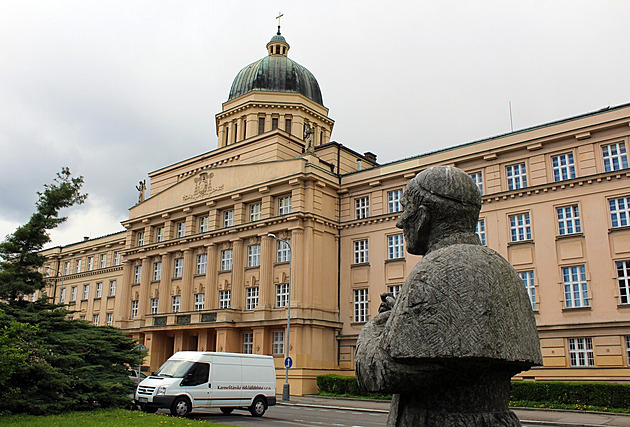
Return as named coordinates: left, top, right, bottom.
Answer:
left=2, top=1, right=629, bottom=247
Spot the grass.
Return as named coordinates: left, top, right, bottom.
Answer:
left=1, top=408, right=233, bottom=427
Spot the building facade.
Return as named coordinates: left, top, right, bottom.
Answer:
left=39, top=31, right=630, bottom=393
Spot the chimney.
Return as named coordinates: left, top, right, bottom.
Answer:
left=363, top=152, right=377, bottom=163
left=83, top=236, right=90, bottom=241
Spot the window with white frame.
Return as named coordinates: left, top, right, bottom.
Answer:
left=133, top=265, right=142, bottom=283
left=602, top=142, right=628, bottom=172
left=194, top=293, right=205, bottom=311
left=469, top=171, right=484, bottom=195
left=156, top=226, right=165, bottom=242
left=557, top=205, right=581, bottom=235
left=250, top=203, right=262, bottom=221
left=196, top=254, right=207, bottom=275
left=70, top=286, right=77, bottom=301
left=100, top=254, right=107, bottom=269
left=173, top=258, right=184, bottom=278
left=609, top=196, right=630, bottom=228
left=95, top=282, right=102, bottom=298
left=616, top=261, right=630, bottom=305
left=172, top=295, right=181, bottom=313
left=75, top=259, right=82, bottom=273
left=246, top=287, right=259, bottom=310
left=387, top=234, right=404, bottom=259
left=276, top=240, right=291, bottom=263
left=59, top=288, right=66, bottom=303
left=248, top=244, right=261, bottom=267
left=151, top=298, right=159, bottom=315
left=568, top=337, right=594, bottom=367
left=518, top=270, right=537, bottom=310
left=388, top=189, right=403, bottom=213
left=221, top=249, right=233, bottom=271
left=506, top=163, right=528, bottom=190
left=130, top=300, right=138, bottom=319
left=563, top=265, right=589, bottom=308
left=273, top=331, right=285, bottom=355
left=114, top=251, right=121, bottom=266
left=153, top=262, right=162, bottom=281
left=106, top=312, right=113, bottom=326
left=219, top=290, right=231, bottom=309
left=82, top=284, right=89, bottom=300
left=509, top=213, right=532, bottom=242
left=109, top=280, right=116, bottom=297
left=355, top=197, right=370, bottom=219
left=223, top=209, right=234, bottom=227
left=276, top=283, right=289, bottom=308
left=93, top=314, right=99, bottom=326
left=354, top=288, right=369, bottom=323
left=353, top=239, right=369, bottom=264
left=64, top=261, right=70, bottom=275
left=87, top=257, right=94, bottom=271
left=476, top=219, right=486, bottom=245
left=278, top=195, right=292, bottom=215
left=198, top=216, right=209, bottom=233
left=243, top=332, right=253, bottom=354
left=388, top=284, right=402, bottom=298
left=552, top=153, right=576, bottom=182
left=136, top=231, right=145, bottom=246
left=176, top=221, right=186, bottom=238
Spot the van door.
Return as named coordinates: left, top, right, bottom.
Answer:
left=180, top=362, right=211, bottom=408
left=208, top=356, right=242, bottom=408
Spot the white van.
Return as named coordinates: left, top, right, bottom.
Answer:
left=135, top=351, right=277, bottom=417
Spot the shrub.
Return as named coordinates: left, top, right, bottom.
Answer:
left=510, top=381, right=630, bottom=408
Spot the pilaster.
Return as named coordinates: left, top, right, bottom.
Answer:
left=231, top=239, right=244, bottom=310
left=181, top=249, right=194, bottom=312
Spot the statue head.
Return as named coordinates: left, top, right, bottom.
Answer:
left=396, top=166, right=482, bottom=255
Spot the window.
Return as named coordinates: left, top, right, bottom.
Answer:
left=133, top=265, right=142, bottom=283
left=354, top=289, right=369, bottom=323
left=70, top=286, right=77, bottom=301
left=131, top=300, right=138, bottom=319
left=273, top=331, right=285, bottom=355
left=387, top=234, right=404, bottom=259
left=64, top=261, right=70, bottom=275
left=75, top=259, right=82, bottom=273
left=109, top=280, right=117, bottom=296
left=153, top=262, right=162, bottom=281
left=616, top=261, right=630, bottom=305
left=250, top=203, right=262, bottom=221
left=568, top=337, right=594, bottom=367
left=196, top=254, right=207, bottom=275
left=156, top=226, right=165, bottom=242
left=93, top=314, right=99, bottom=326
left=609, top=196, right=630, bottom=228
left=137, top=231, right=145, bottom=246
left=223, top=209, right=234, bottom=227
left=353, top=239, right=369, bottom=264
left=176, top=221, right=186, bottom=238
left=272, top=117, right=278, bottom=130
left=233, top=124, right=237, bottom=143
left=224, top=126, right=229, bottom=144
left=219, top=290, right=231, bottom=309
left=221, top=249, right=233, bottom=271
left=276, top=283, right=289, bottom=308
left=355, top=197, right=369, bottom=219
left=563, top=265, right=589, bottom=308
left=248, top=244, right=261, bottom=267
left=276, top=239, right=291, bottom=263
left=173, top=258, right=184, bottom=278
left=95, top=282, right=102, bottom=298
left=246, top=287, right=259, bottom=310
left=278, top=196, right=292, bottom=215
left=258, top=117, right=265, bottom=135
left=518, top=271, right=537, bottom=310
left=602, top=142, right=628, bottom=172
left=114, top=251, right=121, bottom=266
left=285, top=118, right=292, bottom=134
left=552, top=153, right=576, bottom=182
left=509, top=213, right=532, bottom=242
left=59, top=288, right=66, bottom=303
left=82, top=284, right=89, bottom=300
left=106, top=313, right=113, bottom=326
left=87, top=257, right=94, bottom=271
left=388, top=284, right=402, bottom=298
left=79, top=315, right=86, bottom=321
left=100, top=254, right=107, bottom=268
left=151, top=298, right=159, bottom=315
left=194, top=293, right=205, bottom=311
left=172, top=295, right=181, bottom=313
left=198, top=216, right=209, bottom=233
left=243, top=332, right=253, bottom=354
left=388, top=189, right=403, bottom=213
left=476, top=219, right=486, bottom=246
left=626, top=336, right=630, bottom=365
left=506, top=163, right=527, bottom=190
left=557, top=205, right=581, bottom=235
left=469, top=171, right=484, bottom=195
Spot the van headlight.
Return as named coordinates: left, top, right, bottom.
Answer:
left=156, top=386, right=167, bottom=396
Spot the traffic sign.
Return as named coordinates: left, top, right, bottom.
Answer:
left=284, top=356, right=293, bottom=369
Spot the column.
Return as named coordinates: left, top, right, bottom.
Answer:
left=259, top=235, right=274, bottom=308
left=245, top=113, right=258, bottom=139
left=205, top=244, right=218, bottom=309
left=158, top=253, right=172, bottom=313
left=185, top=214, right=194, bottom=236
left=181, top=249, right=194, bottom=312
left=261, top=195, right=273, bottom=218
left=115, top=260, right=134, bottom=324
left=139, top=257, right=151, bottom=320
left=290, top=229, right=304, bottom=306
left=231, top=239, right=244, bottom=310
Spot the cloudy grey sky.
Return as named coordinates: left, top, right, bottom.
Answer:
left=2, top=1, right=629, bottom=248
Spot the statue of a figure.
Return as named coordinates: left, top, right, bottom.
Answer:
left=136, top=180, right=146, bottom=204
left=303, top=123, right=314, bottom=153
left=355, top=166, right=542, bottom=427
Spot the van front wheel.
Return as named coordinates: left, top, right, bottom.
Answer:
left=249, top=397, right=266, bottom=417
left=171, top=396, right=192, bottom=417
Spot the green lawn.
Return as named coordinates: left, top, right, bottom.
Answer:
left=2, top=408, right=232, bottom=427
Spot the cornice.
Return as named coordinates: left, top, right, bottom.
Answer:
left=45, top=265, right=123, bottom=281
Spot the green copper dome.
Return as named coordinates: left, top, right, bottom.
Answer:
left=227, top=31, right=324, bottom=106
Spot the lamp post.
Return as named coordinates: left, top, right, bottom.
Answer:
left=268, top=233, right=291, bottom=401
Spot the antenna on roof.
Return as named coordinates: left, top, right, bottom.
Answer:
left=508, top=101, right=514, bottom=132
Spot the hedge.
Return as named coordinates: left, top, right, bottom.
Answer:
left=317, top=374, right=366, bottom=396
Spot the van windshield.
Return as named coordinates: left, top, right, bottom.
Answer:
left=154, top=360, right=194, bottom=378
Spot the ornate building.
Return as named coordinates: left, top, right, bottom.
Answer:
left=40, top=29, right=630, bottom=394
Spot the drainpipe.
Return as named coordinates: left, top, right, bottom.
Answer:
left=336, top=143, right=342, bottom=366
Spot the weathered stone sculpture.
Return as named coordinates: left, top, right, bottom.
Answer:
left=355, top=166, right=542, bottom=427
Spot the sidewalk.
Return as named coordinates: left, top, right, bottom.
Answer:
left=278, top=395, right=630, bottom=426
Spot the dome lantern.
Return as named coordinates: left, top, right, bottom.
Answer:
left=267, top=26, right=290, bottom=57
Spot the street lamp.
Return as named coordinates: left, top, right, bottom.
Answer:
left=268, top=233, right=292, bottom=401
